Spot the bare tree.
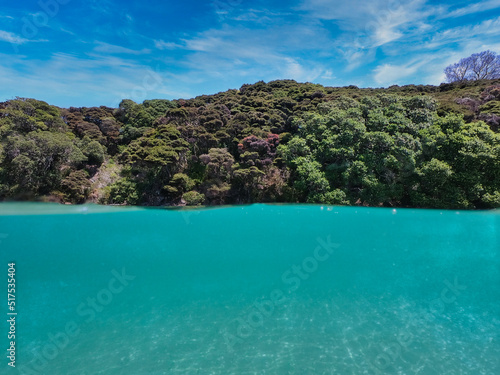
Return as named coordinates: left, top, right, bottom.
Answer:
left=444, top=59, right=472, bottom=82
left=469, top=50, right=500, bottom=80
left=444, top=50, right=500, bottom=83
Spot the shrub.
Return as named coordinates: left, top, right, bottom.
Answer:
left=183, top=191, right=205, bottom=206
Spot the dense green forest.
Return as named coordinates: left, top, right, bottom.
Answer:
left=1, top=79, right=499, bottom=209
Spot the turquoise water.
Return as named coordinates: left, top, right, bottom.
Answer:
left=0, top=203, right=499, bottom=374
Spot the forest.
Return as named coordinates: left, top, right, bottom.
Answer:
left=1, top=79, right=499, bottom=209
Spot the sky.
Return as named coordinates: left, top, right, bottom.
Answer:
left=0, top=0, right=499, bottom=108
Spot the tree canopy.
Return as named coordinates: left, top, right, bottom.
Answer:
left=1, top=79, right=500, bottom=209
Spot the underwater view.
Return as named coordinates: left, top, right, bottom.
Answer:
left=1, top=203, right=499, bottom=374
left=2, top=0, right=500, bottom=373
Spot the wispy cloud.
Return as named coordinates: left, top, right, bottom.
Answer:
left=154, top=40, right=184, bottom=50
left=282, top=57, right=324, bottom=82
left=1, top=0, right=499, bottom=106
left=0, top=30, right=32, bottom=45
left=229, top=8, right=294, bottom=23
left=297, top=0, right=439, bottom=73
left=88, top=0, right=115, bottom=14
left=321, top=70, right=335, bottom=80
left=161, top=23, right=335, bottom=84
left=373, top=61, right=422, bottom=85
left=94, top=41, right=151, bottom=55
left=0, top=52, right=190, bottom=107
left=298, top=0, right=432, bottom=33
left=422, top=16, right=500, bottom=49
left=371, top=14, right=500, bottom=86
left=442, top=0, right=500, bottom=19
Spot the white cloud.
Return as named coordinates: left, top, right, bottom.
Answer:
left=183, top=36, right=224, bottom=53
left=5, top=0, right=499, bottom=107
left=421, top=16, right=500, bottom=50
left=282, top=57, right=323, bottom=82
left=298, top=0, right=431, bottom=31
left=423, top=70, right=447, bottom=85
left=373, top=61, right=422, bottom=85
left=443, top=0, right=500, bottom=19
left=146, top=21, right=341, bottom=91
left=372, top=33, right=500, bottom=87
left=154, top=40, right=184, bottom=50
left=88, top=0, right=114, bottom=14
left=229, top=8, right=293, bottom=23
left=297, top=0, right=439, bottom=72
left=0, top=52, right=190, bottom=107
left=94, top=42, right=151, bottom=55
left=372, top=26, right=403, bottom=47
left=298, top=0, right=378, bottom=25
left=0, top=30, right=30, bottom=45
left=0, top=30, right=48, bottom=51
left=321, top=70, right=335, bottom=80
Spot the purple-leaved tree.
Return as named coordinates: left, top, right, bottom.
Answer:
left=444, top=50, right=500, bottom=83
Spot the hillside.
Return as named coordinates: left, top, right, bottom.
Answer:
left=1, top=79, right=499, bottom=209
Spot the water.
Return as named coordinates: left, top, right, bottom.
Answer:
left=0, top=203, right=499, bottom=375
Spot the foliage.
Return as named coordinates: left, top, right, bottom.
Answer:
left=105, top=177, right=139, bottom=205
left=182, top=191, right=205, bottom=206
left=61, top=170, right=91, bottom=203
left=1, top=79, right=499, bottom=209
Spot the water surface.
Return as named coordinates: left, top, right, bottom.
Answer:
left=0, top=203, right=498, bottom=374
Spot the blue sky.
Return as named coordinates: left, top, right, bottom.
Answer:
left=1, top=0, right=499, bottom=107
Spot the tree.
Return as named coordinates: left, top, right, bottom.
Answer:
left=444, top=50, right=500, bottom=83
left=1, top=80, right=500, bottom=208
left=444, top=58, right=472, bottom=83
left=292, top=156, right=330, bottom=202
left=1, top=131, right=86, bottom=197
left=182, top=191, right=205, bottom=206
left=61, top=170, right=92, bottom=203
left=199, top=148, right=235, bottom=204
